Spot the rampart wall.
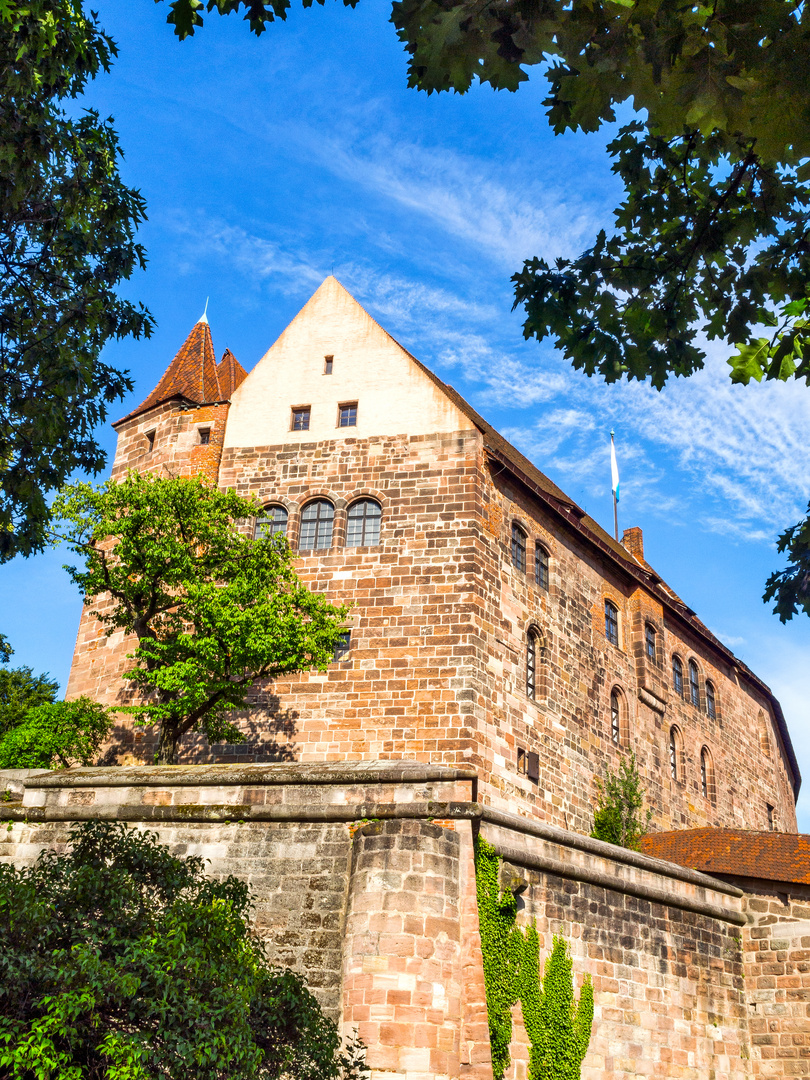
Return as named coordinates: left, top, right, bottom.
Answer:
left=3, top=762, right=796, bottom=1080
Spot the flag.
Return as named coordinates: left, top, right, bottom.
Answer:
left=610, top=432, right=620, bottom=503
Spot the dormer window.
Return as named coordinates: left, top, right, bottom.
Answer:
left=198, top=428, right=211, bottom=445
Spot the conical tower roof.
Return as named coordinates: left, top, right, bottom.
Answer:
left=115, top=314, right=243, bottom=426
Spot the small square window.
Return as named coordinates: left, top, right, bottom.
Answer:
left=145, top=430, right=155, bottom=452
left=324, top=355, right=333, bottom=375
left=333, top=631, right=351, bottom=661
left=292, top=407, right=311, bottom=431
left=198, top=428, right=211, bottom=445
left=338, top=403, right=357, bottom=428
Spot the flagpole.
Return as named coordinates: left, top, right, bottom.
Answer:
left=610, top=430, right=619, bottom=541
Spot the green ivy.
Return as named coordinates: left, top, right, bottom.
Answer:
left=474, top=838, right=593, bottom=1080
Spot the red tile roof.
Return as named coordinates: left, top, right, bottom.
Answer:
left=115, top=319, right=244, bottom=426
left=640, top=829, right=810, bottom=885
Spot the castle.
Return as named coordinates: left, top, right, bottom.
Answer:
left=5, top=277, right=807, bottom=1080
left=67, top=275, right=799, bottom=837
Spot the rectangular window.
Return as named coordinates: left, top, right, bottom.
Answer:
left=511, top=524, right=526, bottom=573
left=605, top=601, right=619, bottom=647
left=333, top=631, right=351, bottom=661
left=767, top=803, right=775, bottom=830
left=198, top=428, right=211, bottom=445
left=324, top=355, right=333, bottom=374
left=291, top=406, right=311, bottom=431
left=517, top=747, right=527, bottom=775
left=645, top=624, right=656, bottom=663
left=535, top=544, right=549, bottom=590
left=338, top=402, right=357, bottom=427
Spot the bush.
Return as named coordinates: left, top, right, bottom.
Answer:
left=0, top=697, right=112, bottom=768
left=590, top=752, right=652, bottom=850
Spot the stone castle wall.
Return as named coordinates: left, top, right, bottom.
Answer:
left=6, top=763, right=804, bottom=1080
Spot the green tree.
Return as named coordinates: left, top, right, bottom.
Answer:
left=590, top=752, right=652, bottom=851
left=157, top=0, right=810, bottom=619
left=0, top=0, right=152, bottom=561
left=0, top=697, right=112, bottom=768
left=0, top=820, right=367, bottom=1079
left=50, top=472, right=349, bottom=765
left=0, top=662, right=59, bottom=736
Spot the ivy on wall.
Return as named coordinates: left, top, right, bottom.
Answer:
left=475, top=837, right=594, bottom=1080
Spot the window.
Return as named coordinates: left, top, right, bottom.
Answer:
left=535, top=544, right=549, bottom=590
left=767, top=803, right=775, bottom=831
left=700, top=748, right=708, bottom=798
left=526, top=631, right=538, bottom=700
left=611, top=690, right=621, bottom=746
left=645, top=624, right=656, bottom=663
left=338, top=402, right=357, bottom=427
left=689, top=660, right=700, bottom=708
left=145, top=430, right=155, bottom=453
left=758, top=711, right=771, bottom=756
left=333, top=631, right=351, bottom=661
left=604, top=600, right=619, bottom=646
left=706, top=680, right=716, bottom=720
left=672, top=655, right=683, bottom=696
left=254, top=505, right=288, bottom=540
left=518, top=747, right=527, bottom=774
left=511, top=523, right=527, bottom=573
left=299, top=499, right=334, bottom=550
left=346, top=499, right=382, bottom=546
left=700, top=747, right=716, bottom=804
left=292, top=406, right=310, bottom=431
left=198, top=428, right=211, bottom=445
left=324, top=355, right=333, bottom=374
left=669, top=726, right=681, bottom=781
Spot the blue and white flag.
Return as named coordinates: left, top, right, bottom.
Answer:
left=610, top=431, right=620, bottom=503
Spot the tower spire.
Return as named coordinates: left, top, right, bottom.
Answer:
left=198, top=297, right=209, bottom=325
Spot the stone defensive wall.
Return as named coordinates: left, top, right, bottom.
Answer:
left=0, top=761, right=793, bottom=1079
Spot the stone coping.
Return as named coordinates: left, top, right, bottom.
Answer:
left=482, top=806, right=744, bottom=898
left=11, top=761, right=478, bottom=789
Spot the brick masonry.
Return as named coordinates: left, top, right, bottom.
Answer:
left=7, top=763, right=802, bottom=1079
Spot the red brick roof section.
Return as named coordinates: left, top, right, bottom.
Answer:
left=217, top=349, right=248, bottom=398
left=640, top=829, right=810, bottom=885
left=115, top=319, right=225, bottom=425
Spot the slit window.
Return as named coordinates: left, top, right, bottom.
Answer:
left=324, top=355, right=333, bottom=375
left=767, top=803, right=775, bottom=830
left=254, top=505, right=288, bottom=539
left=706, top=680, right=716, bottom=720
left=333, top=631, right=351, bottom=661
left=669, top=726, right=680, bottom=781
left=645, top=624, right=656, bottom=663
left=511, top=523, right=527, bottom=573
left=535, top=544, right=549, bottom=590
left=611, top=690, right=621, bottom=745
left=146, top=430, right=155, bottom=453
left=299, top=499, right=334, bottom=550
left=605, top=600, right=619, bottom=646
left=346, top=499, right=382, bottom=546
left=689, top=660, right=700, bottom=708
left=338, top=403, right=357, bottom=427
left=526, top=631, right=538, bottom=700
left=672, top=656, right=683, bottom=697
left=700, top=749, right=708, bottom=798
left=292, top=406, right=311, bottom=431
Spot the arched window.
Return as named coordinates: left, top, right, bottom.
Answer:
left=254, top=505, right=288, bottom=540
left=299, top=499, right=334, bottom=550
left=511, top=523, right=527, bottom=573
left=535, top=544, right=549, bottom=590
left=604, top=600, right=619, bottom=646
left=346, top=498, right=382, bottom=546
left=645, top=623, right=656, bottom=664
left=526, top=630, right=538, bottom=700
left=669, top=726, right=682, bottom=782
left=700, top=747, right=716, bottom=804
left=706, top=680, right=717, bottom=720
left=689, top=660, right=700, bottom=708
left=611, top=689, right=621, bottom=746
left=672, top=655, right=684, bottom=697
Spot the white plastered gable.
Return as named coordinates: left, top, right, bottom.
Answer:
left=224, top=276, right=472, bottom=448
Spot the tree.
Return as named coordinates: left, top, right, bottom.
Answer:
left=0, top=820, right=367, bottom=1080
left=0, top=661, right=59, bottom=736
left=0, top=0, right=153, bottom=561
left=590, top=752, right=652, bottom=851
left=157, top=0, right=810, bottom=619
left=0, top=697, right=112, bottom=769
left=50, top=472, right=349, bottom=765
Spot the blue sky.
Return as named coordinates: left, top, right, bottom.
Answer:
left=4, top=0, right=810, bottom=822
